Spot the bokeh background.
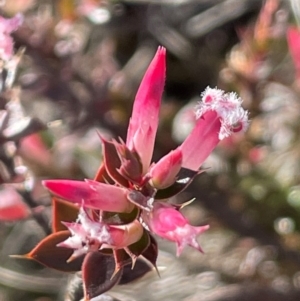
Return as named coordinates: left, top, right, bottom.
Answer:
left=1, top=0, right=300, bottom=300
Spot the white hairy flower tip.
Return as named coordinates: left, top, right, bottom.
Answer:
left=58, top=207, right=113, bottom=258
left=196, top=87, right=249, bottom=140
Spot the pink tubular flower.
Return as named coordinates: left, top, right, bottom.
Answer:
left=146, top=202, right=209, bottom=256
left=126, top=46, right=166, bottom=174
left=179, top=87, right=248, bottom=171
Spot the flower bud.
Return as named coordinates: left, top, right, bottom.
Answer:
left=150, top=149, right=182, bottom=189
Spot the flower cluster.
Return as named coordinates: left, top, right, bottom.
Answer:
left=21, top=47, right=248, bottom=300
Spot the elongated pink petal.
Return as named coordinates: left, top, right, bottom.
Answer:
left=43, top=179, right=133, bottom=213
left=150, top=149, right=182, bottom=189
left=179, top=87, right=248, bottom=171
left=126, top=46, right=166, bottom=174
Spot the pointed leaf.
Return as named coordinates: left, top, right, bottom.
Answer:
left=113, top=249, right=132, bottom=273
left=20, top=231, right=84, bottom=272
left=115, top=142, right=143, bottom=183
left=155, top=168, right=201, bottom=199
left=52, top=197, right=79, bottom=232
left=119, top=258, right=153, bottom=285
left=82, top=252, right=122, bottom=300
left=126, top=229, right=150, bottom=260
left=94, top=163, right=114, bottom=184
left=142, top=234, right=158, bottom=271
left=100, top=137, right=129, bottom=187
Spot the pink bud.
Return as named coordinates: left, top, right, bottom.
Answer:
left=107, top=220, right=144, bottom=249
left=19, top=133, right=52, bottom=167
left=179, top=87, right=248, bottom=171
left=43, top=179, right=134, bottom=213
left=126, top=47, right=166, bottom=174
left=149, top=149, right=182, bottom=189
left=146, top=202, right=209, bottom=256
left=0, top=187, right=30, bottom=221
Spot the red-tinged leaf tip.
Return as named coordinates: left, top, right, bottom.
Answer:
left=14, top=231, right=84, bottom=272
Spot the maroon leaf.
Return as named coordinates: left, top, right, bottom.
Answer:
left=94, top=163, right=114, bottom=184
left=82, top=252, right=122, bottom=300
left=155, top=168, right=202, bottom=199
left=16, top=231, right=84, bottom=272
left=126, top=229, right=150, bottom=261
left=115, top=142, right=143, bottom=183
left=100, top=137, right=129, bottom=187
left=52, top=197, right=79, bottom=232
left=119, top=258, right=153, bottom=285
left=102, top=206, right=140, bottom=225
left=142, top=234, right=158, bottom=272
left=113, top=249, right=132, bottom=273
